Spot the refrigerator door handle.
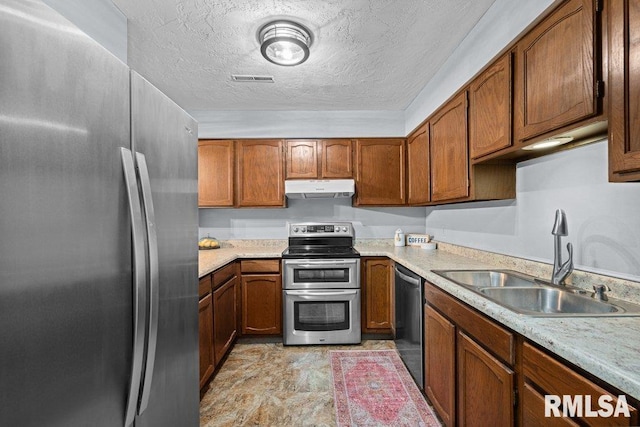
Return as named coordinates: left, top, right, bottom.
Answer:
left=135, top=152, right=159, bottom=415
left=120, top=148, right=148, bottom=427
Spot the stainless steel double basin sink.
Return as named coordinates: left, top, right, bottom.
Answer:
left=432, top=270, right=640, bottom=317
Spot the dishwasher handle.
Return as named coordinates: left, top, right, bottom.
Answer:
left=394, top=267, right=421, bottom=287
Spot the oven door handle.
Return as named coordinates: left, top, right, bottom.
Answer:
left=288, top=260, right=358, bottom=267
left=285, top=290, right=358, bottom=297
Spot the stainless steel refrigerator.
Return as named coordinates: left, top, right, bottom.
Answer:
left=0, top=1, right=199, bottom=426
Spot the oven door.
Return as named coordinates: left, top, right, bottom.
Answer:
left=283, top=289, right=361, bottom=345
left=282, top=258, right=360, bottom=290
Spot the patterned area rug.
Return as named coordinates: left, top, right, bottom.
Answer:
left=330, top=350, right=440, bottom=426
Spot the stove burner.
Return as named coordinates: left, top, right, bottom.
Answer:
left=283, top=222, right=358, bottom=259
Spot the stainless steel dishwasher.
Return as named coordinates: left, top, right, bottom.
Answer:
left=394, top=264, right=424, bottom=389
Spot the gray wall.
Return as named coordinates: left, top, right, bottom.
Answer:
left=44, top=0, right=127, bottom=63
left=199, top=199, right=426, bottom=240
left=426, top=140, right=640, bottom=282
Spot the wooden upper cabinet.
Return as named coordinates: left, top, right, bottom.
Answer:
left=198, top=140, right=234, bottom=207
left=430, top=91, right=469, bottom=203
left=514, top=0, right=598, bottom=142
left=354, top=138, right=406, bottom=206
left=469, top=53, right=513, bottom=159
left=236, top=139, right=285, bottom=207
left=609, top=0, right=640, bottom=181
left=407, top=124, right=430, bottom=205
left=320, top=139, right=353, bottom=178
left=286, top=140, right=318, bottom=179
left=286, top=139, right=353, bottom=179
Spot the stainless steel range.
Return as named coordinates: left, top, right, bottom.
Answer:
left=282, top=222, right=361, bottom=345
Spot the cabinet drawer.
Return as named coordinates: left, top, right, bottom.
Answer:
left=522, top=383, right=578, bottom=427
left=425, top=282, right=514, bottom=365
left=199, top=274, right=212, bottom=298
left=523, top=342, right=638, bottom=426
left=240, top=259, right=280, bottom=274
left=213, top=262, right=236, bottom=289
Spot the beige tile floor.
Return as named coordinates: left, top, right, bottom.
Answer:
left=199, top=339, right=398, bottom=426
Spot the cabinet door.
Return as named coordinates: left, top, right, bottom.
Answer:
left=424, top=305, right=456, bottom=427
left=236, top=140, right=285, bottom=207
left=198, top=294, right=214, bottom=390
left=407, top=124, right=430, bottom=205
left=241, top=274, right=282, bottom=335
left=515, top=0, right=597, bottom=141
left=198, top=140, right=234, bottom=207
left=469, top=53, right=512, bottom=159
left=430, top=92, right=469, bottom=202
left=213, top=276, right=238, bottom=365
left=354, top=139, right=406, bottom=205
left=609, top=0, right=640, bottom=180
left=362, top=258, right=392, bottom=332
left=458, top=331, right=514, bottom=427
left=286, top=140, right=318, bottom=179
left=320, top=139, right=353, bottom=178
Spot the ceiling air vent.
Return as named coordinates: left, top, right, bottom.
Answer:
left=231, top=75, right=275, bottom=83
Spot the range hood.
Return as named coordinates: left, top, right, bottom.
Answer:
left=285, top=179, right=355, bottom=199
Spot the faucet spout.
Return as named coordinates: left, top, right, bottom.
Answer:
left=551, top=209, right=573, bottom=285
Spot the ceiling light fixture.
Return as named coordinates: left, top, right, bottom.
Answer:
left=259, top=20, right=312, bottom=66
left=522, top=136, right=574, bottom=151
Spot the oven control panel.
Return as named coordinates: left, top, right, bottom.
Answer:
left=288, top=222, right=354, bottom=237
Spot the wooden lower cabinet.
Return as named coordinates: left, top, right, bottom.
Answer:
left=521, top=383, right=579, bottom=427
left=213, top=276, right=238, bottom=363
left=241, top=275, right=281, bottom=334
left=241, top=263, right=282, bottom=335
left=198, top=293, right=214, bottom=390
left=457, top=331, right=514, bottom=427
left=424, top=280, right=638, bottom=427
left=522, top=342, right=638, bottom=426
left=361, top=257, right=392, bottom=333
left=424, top=305, right=456, bottom=427
left=424, top=281, right=515, bottom=427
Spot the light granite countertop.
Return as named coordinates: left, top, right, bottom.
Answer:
left=198, top=240, right=640, bottom=400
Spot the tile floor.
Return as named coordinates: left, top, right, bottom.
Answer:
left=199, top=339, right=398, bottom=426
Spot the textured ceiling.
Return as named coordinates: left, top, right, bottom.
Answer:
left=112, top=0, right=497, bottom=111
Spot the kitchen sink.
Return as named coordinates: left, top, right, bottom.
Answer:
left=432, top=269, right=640, bottom=317
left=479, top=287, right=620, bottom=315
left=432, top=269, right=541, bottom=288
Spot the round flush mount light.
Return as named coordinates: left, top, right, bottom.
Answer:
left=522, top=136, right=574, bottom=151
left=259, top=20, right=312, bottom=66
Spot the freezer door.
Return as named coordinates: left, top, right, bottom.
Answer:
left=130, top=71, right=199, bottom=427
left=0, top=1, right=132, bottom=426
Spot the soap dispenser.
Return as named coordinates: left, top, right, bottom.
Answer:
left=394, top=228, right=405, bottom=247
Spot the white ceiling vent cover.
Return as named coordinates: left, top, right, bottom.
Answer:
left=231, top=75, right=275, bottom=83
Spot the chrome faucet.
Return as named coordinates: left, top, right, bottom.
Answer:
left=551, top=209, right=573, bottom=285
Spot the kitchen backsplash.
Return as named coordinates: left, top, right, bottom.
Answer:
left=199, top=199, right=426, bottom=240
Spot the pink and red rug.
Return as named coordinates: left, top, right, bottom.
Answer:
left=330, top=350, right=440, bottom=426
